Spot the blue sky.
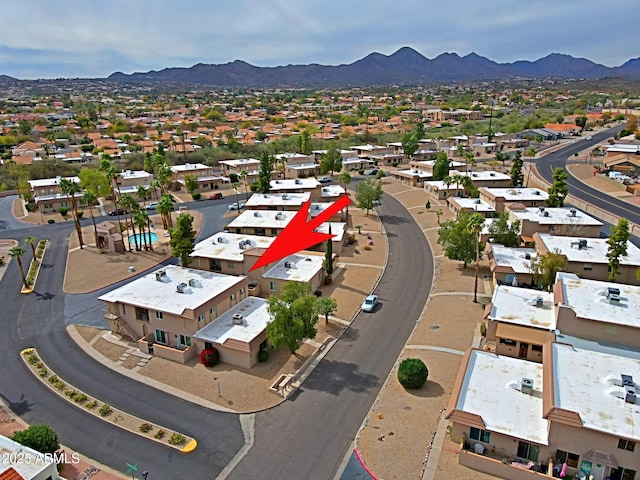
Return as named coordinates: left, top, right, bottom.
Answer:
left=1, top=0, right=639, bottom=79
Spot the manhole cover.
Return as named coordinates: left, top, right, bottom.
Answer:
left=431, top=325, right=440, bottom=330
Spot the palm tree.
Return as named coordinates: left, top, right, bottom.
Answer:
left=9, top=245, right=27, bottom=287
left=149, top=180, right=161, bottom=201
left=134, top=209, right=151, bottom=251
left=99, top=156, right=125, bottom=246
left=467, top=213, right=485, bottom=303
left=338, top=171, right=352, bottom=217
left=158, top=194, right=175, bottom=230
left=156, top=162, right=173, bottom=194
left=24, top=236, right=37, bottom=258
left=59, top=178, right=84, bottom=249
left=119, top=194, right=140, bottom=251
left=81, top=190, right=99, bottom=246
left=240, top=170, right=250, bottom=202
left=136, top=185, right=149, bottom=208
left=231, top=182, right=241, bottom=212
left=463, top=151, right=476, bottom=173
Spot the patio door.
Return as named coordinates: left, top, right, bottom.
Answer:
left=519, top=343, right=529, bottom=359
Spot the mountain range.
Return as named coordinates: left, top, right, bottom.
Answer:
left=106, top=47, right=640, bottom=87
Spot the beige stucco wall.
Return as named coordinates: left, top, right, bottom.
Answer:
left=556, top=306, right=640, bottom=348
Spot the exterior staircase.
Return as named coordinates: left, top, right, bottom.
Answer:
left=115, top=318, right=143, bottom=342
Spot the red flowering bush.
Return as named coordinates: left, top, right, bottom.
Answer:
left=199, top=347, right=220, bottom=367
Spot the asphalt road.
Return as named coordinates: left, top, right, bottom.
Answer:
left=226, top=193, right=434, bottom=479
left=534, top=124, right=640, bottom=227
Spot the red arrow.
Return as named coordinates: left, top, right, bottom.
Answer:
left=250, top=195, right=350, bottom=271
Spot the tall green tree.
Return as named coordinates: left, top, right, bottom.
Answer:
left=436, top=211, right=479, bottom=268
left=509, top=150, right=525, bottom=187
left=546, top=168, right=569, bottom=207
left=320, top=147, right=342, bottom=175
left=487, top=212, right=521, bottom=247
left=528, top=249, right=567, bottom=291
left=99, top=156, right=125, bottom=245
left=257, top=150, right=273, bottom=194
left=169, top=213, right=196, bottom=266
left=266, top=282, right=318, bottom=353
left=183, top=174, right=198, bottom=194
left=575, top=116, right=587, bottom=131
left=11, top=424, right=59, bottom=454
left=134, top=208, right=152, bottom=251
left=401, top=131, right=419, bottom=159
left=297, top=130, right=312, bottom=155
left=606, top=218, right=630, bottom=281
left=316, top=297, right=338, bottom=325
left=78, top=168, right=109, bottom=198
left=24, top=236, right=37, bottom=258
left=119, top=193, right=139, bottom=251
left=355, top=179, right=383, bottom=215
left=325, top=225, right=334, bottom=276
left=8, top=245, right=27, bottom=287
left=432, top=152, right=450, bottom=181
left=59, top=178, right=84, bottom=249
left=82, top=190, right=99, bottom=246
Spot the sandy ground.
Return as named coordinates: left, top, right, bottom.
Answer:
left=63, top=210, right=202, bottom=293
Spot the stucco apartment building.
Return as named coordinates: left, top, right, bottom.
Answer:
left=447, top=197, right=497, bottom=218
left=479, top=187, right=549, bottom=212
left=28, top=176, right=82, bottom=214
left=425, top=108, right=483, bottom=123
left=99, top=265, right=250, bottom=364
left=269, top=178, right=322, bottom=201
left=170, top=162, right=225, bottom=192
left=114, top=169, right=154, bottom=196
left=451, top=273, right=640, bottom=479
left=507, top=205, right=603, bottom=243
left=533, top=233, right=640, bottom=285
left=486, top=244, right=538, bottom=287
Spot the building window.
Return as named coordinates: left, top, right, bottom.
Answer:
left=135, top=307, right=149, bottom=322
left=210, top=306, right=216, bottom=316
left=469, top=427, right=490, bottom=443
left=198, top=314, right=205, bottom=322
left=612, top=468, right=636, bottom=480
left=155, top=311, right=163, bottom=320
left=556, top=450, right=580, bottom=468
left=179, top=335, right=191, bottom=347
left=619, top=439, right=636, bottom=452
left=583, top=263, right=593, bottom=271
left=240, top=287, right=245, bottom=295
left=517, top=441, right=539, bottom=462
left=271, top=229, right=279, bottom=235
left=269, top=281, right=277, bottom=292
left=531, top=345, right=543, bottom=352
left=499, top=338, right=517, bottom=346
left=154, top=329, right=167, bottom=344
left=230, top=293, right=236, bottom=301
left=227, top=261, right=235, bottom=269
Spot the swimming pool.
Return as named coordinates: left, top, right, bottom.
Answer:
left=129, top=232, right=159, bottom=245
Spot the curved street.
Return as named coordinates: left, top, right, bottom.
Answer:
left=0, top=190, right=434, bottom=479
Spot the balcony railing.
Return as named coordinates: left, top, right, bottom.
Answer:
left=459, top=446, right=551, bottom=480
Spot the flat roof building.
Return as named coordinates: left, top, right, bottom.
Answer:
left=479, top=187, right=549, bottom=212
left=507, top=205, right=603, bottom=241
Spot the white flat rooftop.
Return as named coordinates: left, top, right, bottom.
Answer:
left=171, top=163, right=210, bottom=172
left=118, top=170, right=152, bottom=180
left=552, top=342, right=640, bottom=441
left=263, top=253, right=324, bottom=282
left=274, top=152, right=310, bottom=160
left=536, top=234, right=640, bottom=266
left=425, top=180, right=460, bottom=190
left=309, top=202, right=339, bottom=218
left=343, top=157, right=374, bottom=165
left=270, top=178, right=320, bottom=190
left=228, top=210, right=296, bottom=229
left=606, top=144, right=640, bottom=154
left=0, top=433, right=58, bottom=479
left=286, top=163, right=318, bottom=170
left=488, top=286, right=556, bottom=330
left=490, top=245, right=537, bottom=274
left=509, top=207, right=603, bottom=227
left=315, top=222, right=346, bottom=242
left=456, top=350, right=548, bottom=445
left=219, top=158, right=260, bottom=168
left=395, top=169, right=431, bottom=178
left=194, top=296, right=270, bottom=345
left=98, top=265, right=247, bottom=316
left=191, top=232, right=274, bottom=262
left=463, top=170, right=510, bottom=181
left=28, top=175, right=79, bottom=188
left=411, top=160, right=466, bottom=168
left=449, top=197, right=496, bottom=213
left=320, top=185, right=346, bottom=198
left=245, top=192, right=310, bottom=208
left=557, top=272, right=640, bottom=329
left=482, top=187, right=549, bottom=201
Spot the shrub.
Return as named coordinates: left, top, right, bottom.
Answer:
left=99, top=404, right=112, bottom=417
left=25, top=275, right=34, bottom=286
left=363, top=245, right=372, bottom=250
left=139, top=422, right=153, bottom=433
left=358, top=169, right=365, bottom=175
left=397, top=358, right=429, bottom=389
left=64, top=389, right=76, bottom=398
left=76, top=211, right=84, bottom=218
left=376, top=170, right=385, bottom=179
left=199, top=347, right=220, bottom=367
left=480, top=323, right=487, bottom=337
left=27, top=353, right=39, bottom=365
left=11, top=424, right=59, bottom=454
left=391, top=161, right=398, bottom=167
left=25, top=203, right=37, bottom=212
left=58, top=207, right=68, bottom=216
left=53, top=381, right=66, bottom=391
left=48, top=375, right=59, bottom=384
left=48, top=219, right=55, bottom=224
left=191, top=192, right=201, bottom=200
left=258, top=350, right=269, bottom=363
left=38, top=368, right=48, bottom=377
left=35, top=361, right=44, bottom=368
left=73, top=393, right=88, bottom=403
left=85, top=400, right=98, bottom=410
left=155, top=429, right=166, bottom=439
left=168, top=433, right=187, bottom=446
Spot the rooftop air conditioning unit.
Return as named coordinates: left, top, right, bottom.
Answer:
left=609, top=293, right=621, bottom=303
left=232, top=313, right=244, bottom=325
left=188, top=278, right=201, bottom=288
left=176, top=282, right=188, bottom=293
left=254, top=211, right=261, bottom=217
left=155, top=270, right=167, bottom=282
left=284, top=261, right=292, bottom=268
left=282, top=194, right=288, bottom=200
left=489, top=173, right=495, bottom=177
left=525, top=253, right=531, bottom=260
left=534, top=297, right=544, bottom=308
left=569, top=208, right=577, bottom=217
left=578, top=239, right=588, bottom=249
left=539, top=207, right=545, bottom=213
left=315, top=205, right=321, bottom=210
left=521, top=378, right=534, bottom=395
left=295, top=179, right=301, bottom=184
left=544, top=211, right=550, bottom=217
left=608, top=287, right=621, bottom=297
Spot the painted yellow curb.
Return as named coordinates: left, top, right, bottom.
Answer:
left=21, top=286, right=34, bottom=294
left=181, top=439, right=198, bottom=453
